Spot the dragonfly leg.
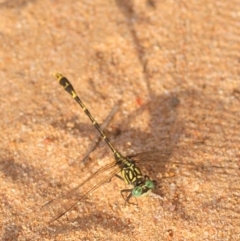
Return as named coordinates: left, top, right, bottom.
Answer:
left=115, top=174, right=124, bottom=181
left=121, top=189, right=137, bottom=205
left=106, top=174, right=123, bottom=183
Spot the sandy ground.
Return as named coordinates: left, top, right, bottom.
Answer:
left=0, top=0, right=240, bottom=240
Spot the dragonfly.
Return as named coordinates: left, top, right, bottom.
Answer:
left=41, top=73, right=156, bottom=222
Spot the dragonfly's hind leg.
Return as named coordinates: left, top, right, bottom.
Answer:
left=115, top=174, right=124, bottom=181
left=106, top=173, right=123, bottom=183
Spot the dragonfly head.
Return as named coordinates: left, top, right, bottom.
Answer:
left=131, top=179, right=156, bottom=198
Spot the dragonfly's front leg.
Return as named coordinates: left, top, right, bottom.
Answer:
left=120, top=189, right=137, bottom=205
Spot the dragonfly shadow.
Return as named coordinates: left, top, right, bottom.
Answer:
left=43, top=211, right=130, bottom=236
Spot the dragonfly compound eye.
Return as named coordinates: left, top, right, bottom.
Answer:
left=145, top=180, right=155, bottom=189
left=132, top=186, right=143, bottom=197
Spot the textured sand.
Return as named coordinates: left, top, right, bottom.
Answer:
left=0, top=0, right=240, bottom=240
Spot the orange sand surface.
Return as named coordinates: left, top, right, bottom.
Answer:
left=0, top=0, right=240, bottom=240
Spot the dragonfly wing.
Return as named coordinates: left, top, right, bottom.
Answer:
left=41, top=161, right=120, bottom=222
left=129, top=143, right=239, bottom=175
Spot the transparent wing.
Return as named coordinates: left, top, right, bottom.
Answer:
left=41, top=161, right=120, bottom=223
left=129, top=142, right=239, bottom=176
